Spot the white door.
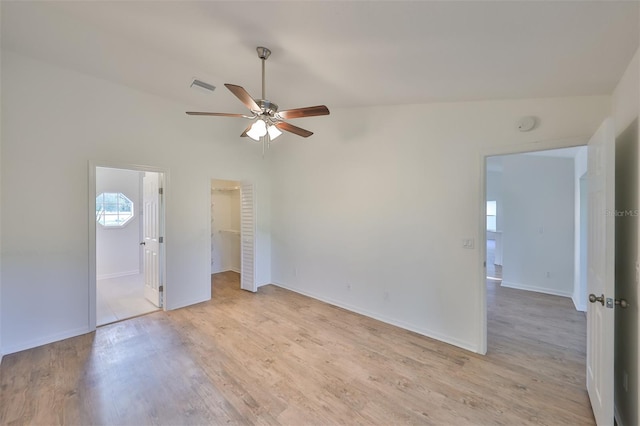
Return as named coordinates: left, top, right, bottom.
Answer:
left=143, top=172, right=163, bottom=307
left=240, top=183, right=256, bottom=292
left=586, top=118, right=615, bottom=426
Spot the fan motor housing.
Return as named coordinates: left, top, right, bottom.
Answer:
left=257, top=99, right=278, bottom=116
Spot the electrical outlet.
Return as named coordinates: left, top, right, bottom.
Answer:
left=462, top=238, right=475, bottom=249
left=546, top=271, right=551, bottom=279
left=346, top=283, right=351, bottom=291
left=383, top=291, right=390, bottom=301
left=293, top=267, right=298, bottom=277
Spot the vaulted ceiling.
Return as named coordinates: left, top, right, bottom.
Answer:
left=2, top=1, right=638, bottom=112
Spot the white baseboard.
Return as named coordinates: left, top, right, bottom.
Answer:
left=211, top=268, right=240, bottom=275
left=166, top=295, right=210, bottom=311
left=271, top=281, right=480, bottom=354
left=501, top=280, right=572, bottom=298
left=97, top=270, right=139, bottom=281
left=2, top=326, right=91, bottom=356
left=211, top=267, right=240, bottom=274
left=571, top=294, right=587, bottom=312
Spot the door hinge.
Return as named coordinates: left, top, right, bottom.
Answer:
left=159, top=285, right=164, bottom=292
left=159, top=236, right=164, bottom=243
left=158, top=187, right=163, bottom=195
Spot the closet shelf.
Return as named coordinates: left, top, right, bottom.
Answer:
left=212, top=187, right=239, bottom=192
left=219, top=229, right=240, bottom=235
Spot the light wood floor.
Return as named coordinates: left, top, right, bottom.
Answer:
left=0, top=272, right=593, bottom=425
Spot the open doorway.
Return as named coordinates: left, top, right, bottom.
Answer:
left=481, top=146, right=590, bottom=414
left=211, top=179, right=257, bottom=293
left=483, top=146, right=588, bottom=352
left=91, top=165, right=166, bottom=326
left=211, top=179, right=241, bottom=276
left=484, top=147, right=587, bottom=306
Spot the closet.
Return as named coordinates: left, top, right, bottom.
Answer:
left=211, top=179, right=241, bottom=273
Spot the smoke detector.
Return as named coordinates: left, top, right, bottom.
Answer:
left=517, top=116, right=537, bottom=132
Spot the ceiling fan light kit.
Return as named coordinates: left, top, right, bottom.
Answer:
left=186, top=46, right=329, bottom=153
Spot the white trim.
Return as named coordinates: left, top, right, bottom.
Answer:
left=96, top=270, right=140, bottom=281
left=211, top=268, right=241, bottom=274
left=89, top=161, right=170, bottom=334
left=272, top=281, right=480, bottom=354
left=478, top=136, right=589, bottom=355
left=166, top=296, right=210, bottom=311
left=2, top=326, right=90, bottom=356
left=500, top=280, right=573, bottom=298
left=572, top=294, right=587, bottom=312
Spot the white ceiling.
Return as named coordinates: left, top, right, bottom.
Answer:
left=1, top=1, right=638, bottom=113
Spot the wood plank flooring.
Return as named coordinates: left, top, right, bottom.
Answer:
left=0, top=273, right=593, bottom=425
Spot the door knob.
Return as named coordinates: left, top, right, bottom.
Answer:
left=615, top=298, right=629, bottom=309
left=140, top=242, right=146, bottom=245
left=589, top=293, right=605, bottom=306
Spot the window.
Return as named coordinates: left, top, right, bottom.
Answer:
left=96, top=192, right=134, bottom=227
left=486, top=200, right=497, bottom=232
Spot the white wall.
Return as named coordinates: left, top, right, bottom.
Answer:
left=501, top=155, right=575, bottom=297
left=270, top=95, right=610, bottom=352
left=96, top=167, right=141, bottom=279
left=0, top=50, right=272, bottom=354
left=613, top=49, right=639, bottom=136
left=611, top=46, right=639, bottom=426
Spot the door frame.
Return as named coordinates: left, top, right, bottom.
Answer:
left=477, top=136, right=588, bottom=354
left=209, top=178, right=258, bottom=292
left=88, top=161, right=169, bottom=331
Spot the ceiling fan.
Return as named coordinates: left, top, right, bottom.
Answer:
left=186, top=46, right=330, bottom=147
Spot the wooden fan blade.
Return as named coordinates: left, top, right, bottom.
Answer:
left=275, top=121, right=313, bottom=138
left=277, top=105, right=330, bottom=119
left=240, top=123, right=253, bottom=137
left=186, top=112, right=246, bottom=117
left=224, top=84, right=260, bottom=112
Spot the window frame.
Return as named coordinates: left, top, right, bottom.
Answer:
left=96, top=192, right=135, bottom=228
